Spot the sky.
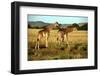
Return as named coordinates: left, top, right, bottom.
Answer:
left=28, top=15, right=88, bottom=24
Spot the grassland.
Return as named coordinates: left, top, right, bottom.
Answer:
left=28, top=28, right=88, bottom=61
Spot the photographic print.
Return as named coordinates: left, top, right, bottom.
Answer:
left=11, top=1, right=97, bottom=74
left=28, top=15, right=88, bottom=61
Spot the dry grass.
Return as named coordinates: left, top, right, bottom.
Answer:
left=28, top=28, right=88, bottom=61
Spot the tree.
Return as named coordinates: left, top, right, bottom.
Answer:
left=28, top=24, right=31, bottom=28
left=71, top=23, right=79, bottom=29
left=79, top=23, right=88, bottom=30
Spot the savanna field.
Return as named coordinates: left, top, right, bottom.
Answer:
left=28, top=28, right=88, bottom=61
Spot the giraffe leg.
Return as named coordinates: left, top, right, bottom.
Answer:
left=60, top=37, right=64, bottom=48
left=37, top=41, right=39, bottom=50
left=57, top=37, right=60, bottom=45
left=57, top=32, right=61, bottom=46
left=59, top=37, right=62, bottom=46
left=45, top=33, right=48, bottom=48
left=35, top=41, right=37, bottom=49
left=58, top=39, right=61, bottom=46
left=35, top=38, right=38, bottom=49
left=35, top=38, right=40, bottom=50
left=66, top=34, right=70, bottom=48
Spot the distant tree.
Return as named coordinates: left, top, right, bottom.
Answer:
left=34, top=26, right=40, bottom=29
left=71, top=23, right=79, bottom=30
left=28, top=24, right=31, bottom=28
left=79, top=23, right=88, bottom=30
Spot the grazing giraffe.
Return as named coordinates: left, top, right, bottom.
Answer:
left=35, top=22, right=60, bottom=50
left=57, top=25, right=77, bottom=47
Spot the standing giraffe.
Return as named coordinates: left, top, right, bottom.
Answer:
left=35, top=22, right=60, bottom=50
left=57, top=25, right=77, bottom=47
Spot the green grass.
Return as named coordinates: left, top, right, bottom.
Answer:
left=28, top=28, right=88, bottom=61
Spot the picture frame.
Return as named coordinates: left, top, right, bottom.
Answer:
left=11, top=1, right=98, bottom=74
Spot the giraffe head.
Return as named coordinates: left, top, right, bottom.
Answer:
left=54, top=22, right=60, bottom=27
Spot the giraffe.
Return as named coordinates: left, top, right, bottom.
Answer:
left=57, top=25, right=77, bottom=48
left=35, top=22, right=60, bottom=50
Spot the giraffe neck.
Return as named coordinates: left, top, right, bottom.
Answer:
left=44, top=24, right=56, bottom=32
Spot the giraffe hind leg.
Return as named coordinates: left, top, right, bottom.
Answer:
left=37, top=41, right=39, bottom=50
left=45, top=33, right=48, bottom=48
left=66, top=34, right=70, bottom=48
left=35, top=41, right=37, bottom=49
left=66, top=39, right=70, bottom=48
left=35, top=39, right=40, bottom=50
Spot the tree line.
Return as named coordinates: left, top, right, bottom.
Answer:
left=28, top=23, right=88, bottom=31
